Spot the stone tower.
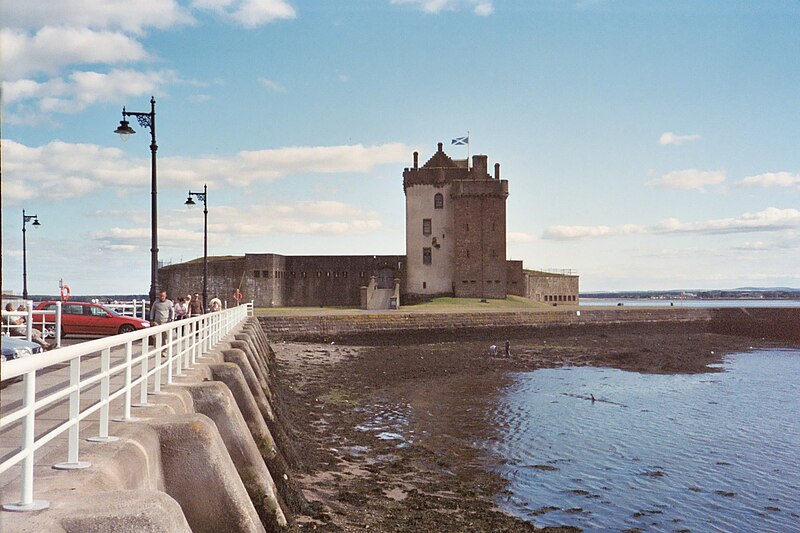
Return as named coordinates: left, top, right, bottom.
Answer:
left=403, top=142, right=509, bottom=301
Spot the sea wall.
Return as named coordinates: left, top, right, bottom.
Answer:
left=1, top=318, right=302, bottom=533
left=258, top=307, right=800, bottom=344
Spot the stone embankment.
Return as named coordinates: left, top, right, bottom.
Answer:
left=3, top=318, right=306, bottom=533
left=259, top=306, right=800, bottom=344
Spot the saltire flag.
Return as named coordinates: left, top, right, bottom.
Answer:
left=451, top=136, right=469, bottom=145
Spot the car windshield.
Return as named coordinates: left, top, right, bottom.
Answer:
left=96, top=305, right=121, bottom=317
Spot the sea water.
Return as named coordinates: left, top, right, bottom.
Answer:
left=486, top=349, right=800, bottom=531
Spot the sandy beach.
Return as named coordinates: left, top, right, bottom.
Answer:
left=267, top=324, right=788, bottom=532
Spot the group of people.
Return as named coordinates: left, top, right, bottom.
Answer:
left=488, top=340, right=512, bottom=357
left=3, top=303, right=56, bottom=350
left=148, top=291, right=224, bottom=325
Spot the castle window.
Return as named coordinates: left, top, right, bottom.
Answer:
left=423, top=247, right=432, bottom=265
left=302, top=271, right=307, bottom=278
left=434, top=193, right=443, bottom=209
left=343, top=271, right=348, bottom=278
left=264, top=270, right=271, bottom=278
left=466, top=250, right=470, bottom=258
left=254, top=270, right=261, bottom=278
left=422, top=218, right=431, bottom=235
left=423, top=282, right=427, bottom=289
left=465, top=223, right=469, bottom=232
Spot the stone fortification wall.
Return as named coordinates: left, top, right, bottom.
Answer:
left=259, top=307, right=800, bottom=344
left=259, top=307, right=714, bottom=343
left=521, top=270, right=580, bottom=304
left=160, top=254, right=404, bottom=308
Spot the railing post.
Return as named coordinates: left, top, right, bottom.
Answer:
left=24, top=301, right=33, bottom=342
left=88, top=348, right=118, bottom=443
left=153, top=332, right=162, bottom=393
left=137, top=338, right=149, bottom=405
left=55, top=301, right=62, bottom=348
left=53, top=358, right=90, bottom=470
left=2, top=371, right=49, bottom=512
left=118, top=340, right=134, bottom=420
left=182, top=323, right=191, bottom=369
left=171, top=326, right=180, bottom=378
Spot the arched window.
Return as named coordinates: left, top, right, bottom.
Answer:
left=434, top=193, right=443, bottom=209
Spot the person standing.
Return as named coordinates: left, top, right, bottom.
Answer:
left=504, top=339, right=511, bottom=357
left=149, top=290, right=174, bottom=325
left=188, top=293, right=204, bottom=316
left=174, top=297, right=189, bottom=320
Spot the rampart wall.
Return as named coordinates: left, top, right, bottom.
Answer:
left=259, top=307, right=800, bottom=344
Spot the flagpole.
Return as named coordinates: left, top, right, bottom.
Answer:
left=467, top=130, right=470, bottom=171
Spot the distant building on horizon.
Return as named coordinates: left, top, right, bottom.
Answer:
left=160, top=142, right=579, bottom=308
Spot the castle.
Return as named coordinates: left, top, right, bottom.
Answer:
left=160, top=143, right=579, bottom=308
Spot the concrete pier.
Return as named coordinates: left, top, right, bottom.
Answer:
left=0, top=318, right=295, bottom=532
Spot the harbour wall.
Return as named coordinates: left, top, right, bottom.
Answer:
left=2, top=318, right=305, bottom=533
left=258, top=307, right=800, bottom=344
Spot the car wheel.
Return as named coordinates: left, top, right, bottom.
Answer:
left=118, top=324, right=136, bottom=335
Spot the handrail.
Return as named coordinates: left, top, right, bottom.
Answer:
left=0, top=302, right=253, bottom=511
left=2, top=300, right=62, bottom=347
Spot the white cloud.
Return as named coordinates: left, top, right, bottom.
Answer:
left=737, top=171, right=800, bottom=189
left=658, top=131, right=701, bottom=145
left=474, top=2, right=494, bottom=16
left=2, top=0, right=194, bottom=34
left=192, top=0, right=296, bottom=27
left=258, top=77, right=285, bottom=92
left=648, top=169, right=726, bottom=191
left=390, top=0, right=495, bottom=15
left=0, top=27, right=150, bottom=79
left=543, top=224, right=645, bottom=240
left=507, top=232, right=537, bottom=243
left=3, top=69, right=178, bottom=124
left=1, top=139, right=415, bottom=204
left=543, top=208, right=800, bottom=241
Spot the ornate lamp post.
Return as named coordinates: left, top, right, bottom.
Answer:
left=114, top=96, right=158, bottom=304
left=185, top=185, right=208, bottom=312
left=22, top=209, right=41, bottom=300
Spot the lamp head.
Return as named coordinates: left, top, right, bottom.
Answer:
left=114, top=118, right=135, bottom=141
left=185, top=194, right=196, bottom=207
left=32, top=218, right=41, bottom=228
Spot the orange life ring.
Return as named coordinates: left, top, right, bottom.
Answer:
left=60, top=284, right=71, bottom=301
left=233, top=289, right=243, bottom=302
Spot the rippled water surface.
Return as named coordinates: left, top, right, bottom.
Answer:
left=486, top=349, right=800, bottom=531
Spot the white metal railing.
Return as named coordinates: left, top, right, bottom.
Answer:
left=0, top=302, right=253, bottom=511
left=2, top=301, right=63, bottom=347
left=103, top=299, right=148, bottom=320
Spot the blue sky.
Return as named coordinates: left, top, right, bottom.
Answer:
left=2, top=0, right=799, bottom=295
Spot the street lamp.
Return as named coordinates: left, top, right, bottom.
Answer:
left=22, top=209, right=41, bottom=300
left=185, top=185, right=208, bottom=312
left=114, top=96, right=159, bottom=304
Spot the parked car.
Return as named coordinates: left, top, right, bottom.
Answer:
left=33, top=301, right=150, bottom=337
left=2, top=335, right=43, bottom=362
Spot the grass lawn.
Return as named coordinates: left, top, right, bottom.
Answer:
left=254, top=295, right=555, bottom=316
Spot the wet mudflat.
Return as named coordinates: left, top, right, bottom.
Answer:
left=271, top=327, right=794, bottom=532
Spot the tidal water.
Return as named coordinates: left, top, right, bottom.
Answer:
left=580, top=298, right=800, bottom=308
left=485, top=349, right=800, bottom=532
